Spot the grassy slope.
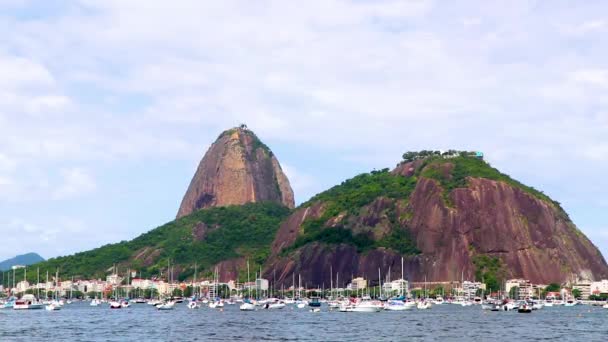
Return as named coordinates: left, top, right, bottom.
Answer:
left=23, top=202, right=290, bottom=282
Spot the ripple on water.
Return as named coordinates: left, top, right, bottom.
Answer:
left=1, top=303, right=607, bottom=341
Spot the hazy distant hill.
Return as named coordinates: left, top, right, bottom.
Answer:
left=0, top=253, right=45, bottom=271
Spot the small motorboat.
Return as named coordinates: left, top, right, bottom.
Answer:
left=351, top=301, right=382, bottom=313
left=417, top=301, right=432, bottom=310
left=157, top=301, right=175, bottom=310
left=265, top=301, right=286, bottom=310
left=602, top=303, right=608, bottom=309
left=45, top=303, right=61, bottom=311
left=518, top=303, right=532, bottom=313
left=385, top=300, right=413, bottom=311
left=308, top=297, right=321, bottom=308
left=188, top=301, right=199, bottom=309
left=433, top=296, right=445, bottom=305
left=13, top=295, right=44, bottom=310
left=109, top=301, right=122, bottom=309
left=239, top=300, right=255, bottom=311
left=310, top=308, right=321, bottom=313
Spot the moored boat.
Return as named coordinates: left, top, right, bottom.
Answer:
left=417, top=301, right=432, bottom=310
left=109, top=301, right=122, bottom=309
left=157, top=301, right=175, bottom=310
left=45, top=303, right=61, bottom=311
left=13, top=295, right=44, bottom=310
left=240, top=300, right=255, bottom=311
left=352, top=300, right=382, bottom=313
left=518, top=302, right=532, bottom=313
left=385, top=300, right=414, bottom=311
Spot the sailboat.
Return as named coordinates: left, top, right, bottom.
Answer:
left=416, top=275, right=432, bottom=310
left=240, top=260, right=255, bottom=311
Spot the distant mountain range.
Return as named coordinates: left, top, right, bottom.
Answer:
left=0, top=253, right=45, bottom=271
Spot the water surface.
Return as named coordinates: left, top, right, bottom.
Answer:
left=0, top=302, right=606, bottom=341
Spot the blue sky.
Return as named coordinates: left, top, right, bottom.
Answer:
left=0, top=0, right=607, bottom=262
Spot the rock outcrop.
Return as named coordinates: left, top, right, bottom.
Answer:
left=177, top=126, right=294, bottom=218
left=265, top=157, right=608, bottom=287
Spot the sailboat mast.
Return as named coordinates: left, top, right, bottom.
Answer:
left=330, top=266, right=333, bottom=299
left=378, top=268, right=382, bottom=299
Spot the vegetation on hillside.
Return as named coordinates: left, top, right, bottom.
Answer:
left=21, top=202, right=290, bottom=283
left=303, top=168, right=417, bottom=216
left=472, top=255, right=506, bottom=293
left=287, top=169, right=420, bottom=255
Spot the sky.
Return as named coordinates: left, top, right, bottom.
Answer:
left=0, top=0, right=607, bottom=262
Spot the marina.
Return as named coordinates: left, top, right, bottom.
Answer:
left=0, top=298, right=606, bottom=341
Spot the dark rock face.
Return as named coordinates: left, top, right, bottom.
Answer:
left=265, top=164, right=608, bottom=287
left=177, top=127, right=294, bottom=218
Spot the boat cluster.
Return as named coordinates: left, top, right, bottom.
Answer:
left=2, top=294, right=607, bottom=314
left=0, top=294, right=76, bottom=311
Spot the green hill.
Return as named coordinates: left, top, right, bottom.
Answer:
left=23, top=202, right=290, bottom=283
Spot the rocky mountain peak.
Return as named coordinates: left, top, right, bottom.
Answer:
left=176, top=125, right=294, bottom=218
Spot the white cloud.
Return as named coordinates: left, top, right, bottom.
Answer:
left=281, top=163, right=317, bottom=203
left=571, top=69, right=608, bottom=88
left=0, top=55, right=55, bottom=89
left=52, top=168, right=97, bottom=200
left=0, top=0, right=607, bottom=259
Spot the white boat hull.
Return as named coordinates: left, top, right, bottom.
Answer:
left=351, top=306, right=381, bottom=313
left=14, top=304, right=44, bottom=310
left=385, top=304, right=412, bottom=311
left=240, top=303, right=255, bottom=311
left=45, top=304, right=61, bottom=311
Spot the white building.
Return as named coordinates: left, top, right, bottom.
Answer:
left=382, top=279, right=409, bottom=295
left=573, top=280, right=592, bottom=299
left=256, top=278, right=269, bottom=291
left=347, top=277, right=367, bottom=291
left=462, top=281, right=485, bottom=298
left=16, top=280, right=30, bottom=293
left=106, top=274, right=123, bottom=286
left=590, top=280, right=608, bottom=296
left=131, top=278, right=154, bottom=290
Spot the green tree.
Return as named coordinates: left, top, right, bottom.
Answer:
left=509, top=286, right=519, bottom=299
left=572, top=289, right=582, bottom=299
left=545, top=283, right=560, bottom=293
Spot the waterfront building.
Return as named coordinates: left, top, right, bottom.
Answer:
left=382, top=279, right=409, bottom=295
left=590, top=279, right=608, bottom=296
left=16, top=280, right=30, bottom=293
left=131, top=278, right=154, bottom=290
left=573, top=280, right=592, bottom=299
left=255, top=278, right=269, bottom=291
left=106, top=274, right=124, bottom=286
left=461, top=281, right=485, bottom=298
left=347, top=277, right=367, bottom=291
left=505, top=279, right=545, bottom=299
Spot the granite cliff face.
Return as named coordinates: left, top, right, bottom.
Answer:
left=177, top=127, right=294, bottom=218
left=265, top=156, right=608, bottom=287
